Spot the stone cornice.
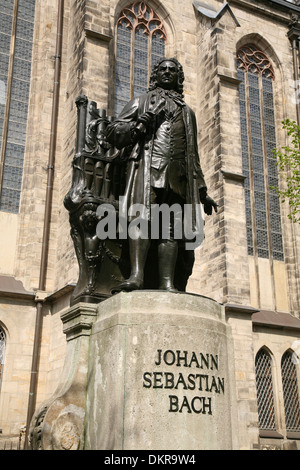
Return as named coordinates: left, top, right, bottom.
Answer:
left=0, top=275, right=35, bottom=301
left=221, top=170, right=246, bottom=182
left=252, top=309, right=300, bottom=331
left=228, top=0, right=299, bottom=24
left=268, top=0, right=300, bottom=13
left=218, top=73, right=242, bottom=87
left=225, top=303, right=300, bottom=331
left=84, top=28, right=113, bottom=42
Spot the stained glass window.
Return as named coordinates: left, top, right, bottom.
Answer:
left=281, top=350, right=300, bottom=433
left=0, top=0, right=36, bottom=213
left=115, top=2, right=166, bottom=115
left=237, top=45, right=284, bottom=261
left=255, top=348, right=276, bottom=431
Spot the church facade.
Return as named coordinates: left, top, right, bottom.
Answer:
left=0, top=0, right=299, bottom=450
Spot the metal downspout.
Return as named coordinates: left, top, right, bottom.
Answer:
left=292, top=37, right=300, bottom=125
left=288, top=28, right=300, bottom=312
left=24, top=0, right=64, bottom=449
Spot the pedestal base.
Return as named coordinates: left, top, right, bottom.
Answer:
left=29, top=303, right=98, bottom=450
left=84, top=291, right=237, bottom=450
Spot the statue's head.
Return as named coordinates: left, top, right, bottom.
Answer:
left=149, top=57, right=184, bottom=96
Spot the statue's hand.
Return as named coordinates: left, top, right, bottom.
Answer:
left=135, top=98, right=166, bottom=135
left=203, top=196, right=218, bottom=215
left=199, top=189, right=218, bottom=215
left=135, top=112, right=154, bottom=133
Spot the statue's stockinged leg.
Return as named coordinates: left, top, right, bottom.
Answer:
left=158, top=239, right=178, bottom=293
left=112, top=237, right=150, bottom=292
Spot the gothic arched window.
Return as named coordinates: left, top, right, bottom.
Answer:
left=237, top=45, right=284, bottom=261
left=255, top=348, right=276, bottom=431
left=0, top=0, right=36, bottom=213
left=115, top=2, right=167, bottom=115
left=281, top=350, right=300, bottom=433
left=0, top=327, right=6, bottom=391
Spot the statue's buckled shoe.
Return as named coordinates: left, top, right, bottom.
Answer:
left=111, top=276, right=143, bottom=294
left=158, top=278, right=178, bottom=293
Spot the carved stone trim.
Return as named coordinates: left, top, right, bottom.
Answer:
left=225, top=303, right=259, bottom=317
left=218, top=73, right=241, bottom=87
left=84, top=28, right=112, bottom=42
left=117, top=1, right=167, bottom=40
left=61, top=302, right=97, bottom=341
left=237, top=45, right=275, bottom=79
left=221, top=170, right=246, bottom=183
left=29, top=303, right=97, bottom=449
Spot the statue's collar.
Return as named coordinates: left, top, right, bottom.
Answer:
left=154, top=87, right=185, bottom=107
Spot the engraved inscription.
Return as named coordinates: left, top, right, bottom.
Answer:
left=142, top=349, right=225, bottom=414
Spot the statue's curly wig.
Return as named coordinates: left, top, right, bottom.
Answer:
left=148, top=57, right=185, bottom=97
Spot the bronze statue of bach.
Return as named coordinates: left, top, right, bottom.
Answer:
left=106, top=58, right=217, bottom=293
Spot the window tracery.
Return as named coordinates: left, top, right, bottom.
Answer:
left=237, top=45, right=275, bottom=79
left=115, top=2, right=167, bottom=114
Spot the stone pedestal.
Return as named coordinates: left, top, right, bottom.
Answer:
left=29, top=292, right=240, bottom=450
left=29, top=303, right=98, bottom=450
left=84, top=292, right=238, bottom=450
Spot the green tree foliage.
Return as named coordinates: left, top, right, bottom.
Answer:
left=273, top=119, right=300, bottom=223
